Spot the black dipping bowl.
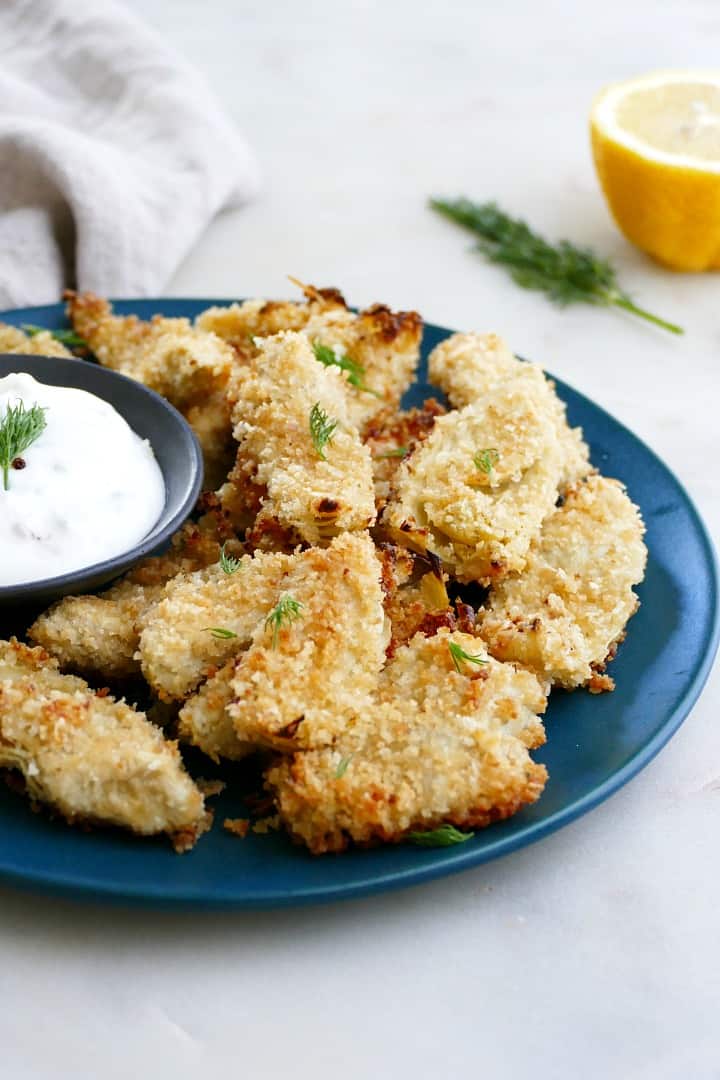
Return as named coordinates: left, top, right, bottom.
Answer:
left=0, top=354, right=203, bottom=612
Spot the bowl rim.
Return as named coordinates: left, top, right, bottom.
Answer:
left=0, top=353, right=204, bottom=601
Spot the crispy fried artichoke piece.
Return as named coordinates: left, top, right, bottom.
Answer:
left=480, top=475, right=647, bottom=689
left=177, top=658, right=255, bottom=763
left=29, top=521, right=235, bottom=681
left=384, top=374, right=563, bottom=583
left=266, top=629, right=548, bottom=853
left=184, top=392, right=235, bottom=491
left=177, top=536, right=458, bottom=764
left=196, top=281, right=349, bottom=359
left=218, top=330, right=375, bottom=546
left=363, top=398, right=446, bottom=512
left=66, top=291, right=234, bottom=408
left=138, top=548, right=295, bottom=701
left=428, top=332, right=590, bottom=490
left=0, top=640, right=208, bottom=850
left=302, top=302, right=422, bottom=432
left=228, top=532, right=388, bottom=752
left=199, top=280, right=422, bottom=432
left=0, top=324, right=73, bottom=358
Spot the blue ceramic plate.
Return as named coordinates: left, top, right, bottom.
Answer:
left=0, top=299, right=717, bottom=909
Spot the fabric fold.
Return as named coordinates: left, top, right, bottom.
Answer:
left=0, top=0, right=260, bottom=308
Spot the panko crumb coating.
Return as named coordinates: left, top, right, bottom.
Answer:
left=11, top=290, right=649, bottom=858
left=384, top=374, right=563, bottom=583
left=428, top=332, right=591, bottom=490
left=480, top=474, right=647, bottom=689
left=0, top=323, right=74, bottom=358
left=266, top=629, right=548, bottom=853
left=178, top=658, right=255, bottom=763
left=29, top=521, right=237, bottom=681
left=138, top=548, right=295, bottom=702
left=228, top=532, right=388, bottom=752
left=363, top=398, right=446, bottom=511
left=0, top=639, right=208, bottom=850
left=196, top=282, right=349, bottom=359
left=218, top=330, right=376, bottom=547
left=198, top=280, right=422, bottom=432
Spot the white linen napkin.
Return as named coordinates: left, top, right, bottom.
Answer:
left=0, top=0, right=260, bottom=308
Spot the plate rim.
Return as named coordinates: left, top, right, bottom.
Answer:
left=0, top=299, right=717, bottom=909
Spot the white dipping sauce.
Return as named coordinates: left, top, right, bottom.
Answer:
left=0, top=372, right=165, bottom=587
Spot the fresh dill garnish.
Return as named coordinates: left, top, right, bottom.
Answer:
left=473, top=447, right=499, bottom=474
left=22, top=324, right=88, bottom=348
left=219, top=543, right=242, bottom=575
left=448, top=640, right=488, bottom=674
left=407, top=824, right=473, bottom=847
left=265, top=594, right=304, bottom=649
left=334, top=755, right=353, bottom=779
left=309, top=402, right=338, bottom=460
left=312, top=341, right=380, bottom=397
left=376, top=446, right=409, bottom=459
left=205, top=627, right=238, bottom=639
left=430, top=198, right=683, bottom=335
left=0, top=400, right=47, bottom=491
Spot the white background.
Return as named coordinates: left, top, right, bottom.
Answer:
left=2, top=2, right=719, bottom=1077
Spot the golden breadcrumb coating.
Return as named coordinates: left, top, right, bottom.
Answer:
left=65, top=291, right=236, bottom=486
left=428, top=331, right=516, bottom=406
left=229, top=532, right=388, bottom=752
left=302, top=302, right=423, bottom=432
left=480, top=475, right=647, bottom=689
left=266, top=629, right=548, bottom=853
left=196, top=281, right=349, bottom=358
left=428, top=332, right=590, bottom=489
left=384, top=376, right=563, bottom=583
left=138, top=549, right=295, bottom=701
left=29, top=580, right=166, bottom=682
left=219, top=330, right=375, bottom=546
left=184, top=392, right=235, bottom=491
left=29, top=522, right=234, bottom=681
left=4, top=292, right=650, bottom=860
left=66, top=291, right=234, bottom=408
left=377, top=543, right=476, bottom=656
left=363, top=399, right=446, bottom=511
left=0, top=639, right=207, bottom=849
left=0, top=324, right=73, bottom=358
left=199, top=281, right=422, bottom=432
left=177, top=539, right=462, bottom=762
left=178, top=658, right=255, bottom=762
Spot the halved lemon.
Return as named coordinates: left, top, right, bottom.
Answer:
left=591, top=70, right=720, bottom=270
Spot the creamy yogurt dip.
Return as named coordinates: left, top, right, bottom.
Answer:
left=0, top=372, right=165, bottom=587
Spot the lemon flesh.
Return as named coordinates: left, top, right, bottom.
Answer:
left=591, top=71, right=720, bottom=270
left=617, top=82, right=720, bottom=161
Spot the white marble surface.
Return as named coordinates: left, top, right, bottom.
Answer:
left=2, top=2, right=719, bottom=1077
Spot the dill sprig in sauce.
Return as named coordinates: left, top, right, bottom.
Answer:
left=265, top=595, right=304, bottom=649
left=0, top=400, right=47, bottom=491
left=430, top=198, right=683, bottom=335
left=309, top=402, right=338, bottom=460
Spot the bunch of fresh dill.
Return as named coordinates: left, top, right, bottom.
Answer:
left=430, top=197, right=682, bottom=335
